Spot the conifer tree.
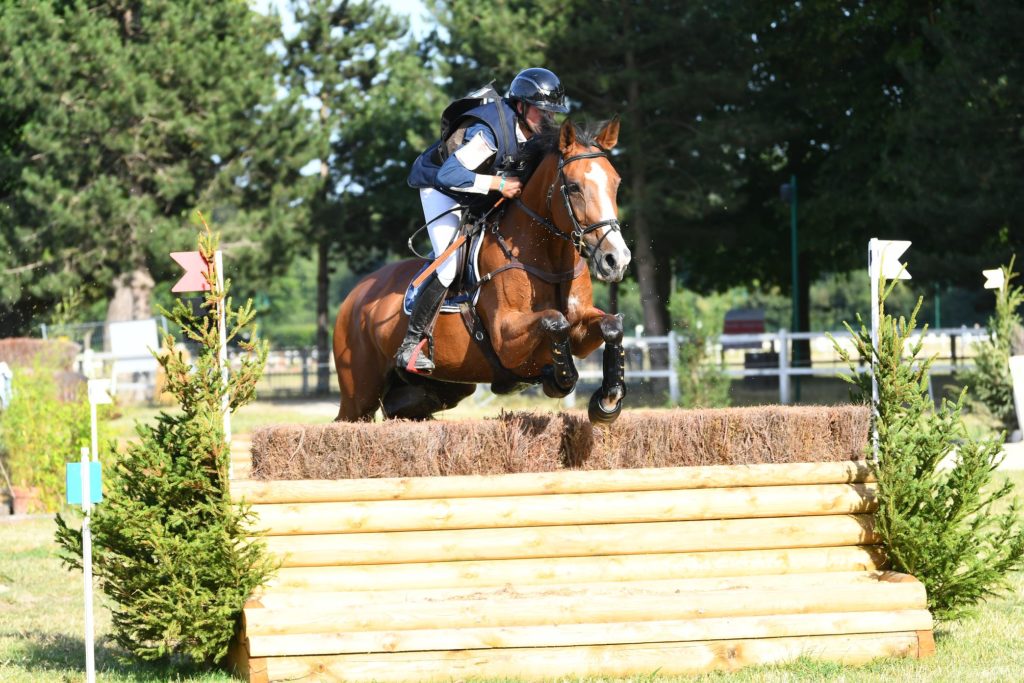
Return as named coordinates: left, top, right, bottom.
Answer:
left=0, top=0, right=308, bottom=334
left=282, top=0, right=436, bottom=393
left=55, top=227, right=274, bottom=664
left=961, top=257, right=1024, bottom=434
left=835, top=282, right=1024, bottom=619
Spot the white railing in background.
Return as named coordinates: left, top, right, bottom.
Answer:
left=564, top=331, right=680, bottom=408
left=71, top=326, right=989, bottom=405
left=568, top=326, right=988, bottom=406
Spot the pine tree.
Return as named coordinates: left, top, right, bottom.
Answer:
left=282, top=0, right=437, bottom=393
left=961, top=257, right=1024, bottom=434
left=55, top=226, right=274, bottom=664
left=835, top=281, right=1024, bottom=619
left=0, top=1, right=307, bottom=334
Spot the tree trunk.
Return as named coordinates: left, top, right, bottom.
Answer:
left=105, top=267, right=155, bottom=323
left=315, top=111, right=332, bottom=395
left=316, top=238, right=330, bottom=395
left=624, top=53, right=667, bottom=336
left=104, top=266, right=155, bottom=352
left=622, top=4, right=671, bottom=399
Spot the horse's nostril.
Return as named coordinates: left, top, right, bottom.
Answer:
left=604, top=253, right=617, bottom=270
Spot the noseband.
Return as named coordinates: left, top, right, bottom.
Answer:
left=514, top=149, right=622, bottom=257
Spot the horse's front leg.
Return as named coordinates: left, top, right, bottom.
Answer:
left=572, top=310, right=627, bottom=424
left=494, top=309, right=579, bottom=398
left=539, top=311, right=579, bottom=398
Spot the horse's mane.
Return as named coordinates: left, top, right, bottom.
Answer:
left=518, top=120, right=609, bottom=185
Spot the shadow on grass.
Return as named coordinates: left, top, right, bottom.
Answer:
left=10, top=630, right=227, bottom=681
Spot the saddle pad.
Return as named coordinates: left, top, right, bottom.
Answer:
left=403, top=231, right=485, bottom=315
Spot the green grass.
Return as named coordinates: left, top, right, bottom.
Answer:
left=2, top=473, right=1022, bottom=682
left=106, top=394, right=569, bottom=441
left=107, top=399, right=341, bottom=442
left=0, top=517, right=235, bottom=682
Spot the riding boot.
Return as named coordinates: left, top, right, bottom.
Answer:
left=395, top=275, right=448, bottom=375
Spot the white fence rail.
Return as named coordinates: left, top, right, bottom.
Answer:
left=570, top=326, right=988, bottom=406
left=72, top=326, right=989, bottom=405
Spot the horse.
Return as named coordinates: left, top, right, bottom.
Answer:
left=332, top=117, right=632, bottom=423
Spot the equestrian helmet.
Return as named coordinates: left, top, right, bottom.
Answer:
left=507, top=68, right=569, bottom=113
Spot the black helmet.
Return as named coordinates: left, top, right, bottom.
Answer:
left=507, top=68, right=568, bottom=113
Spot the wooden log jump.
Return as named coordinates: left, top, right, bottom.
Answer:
left=229, top=457, right=934, bottom=682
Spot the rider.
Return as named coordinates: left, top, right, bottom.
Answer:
left=398, top=67, right=570, bottom=375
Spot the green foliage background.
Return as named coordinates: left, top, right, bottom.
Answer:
left=0, top=360, right=113, bottom=511
left=4, top=0, right=1022, bottom=341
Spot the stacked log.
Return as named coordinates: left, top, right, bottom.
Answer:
left=229, top=458, right=933, bottom=682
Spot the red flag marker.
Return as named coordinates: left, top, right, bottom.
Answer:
left=170, top=251, right=211, bottom=292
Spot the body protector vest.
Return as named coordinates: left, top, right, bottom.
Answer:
left=408, top=85, right=522, bottom=206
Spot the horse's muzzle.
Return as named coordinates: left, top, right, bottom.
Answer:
left=592, top=243, right=631, bottom=283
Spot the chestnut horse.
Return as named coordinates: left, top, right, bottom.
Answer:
left=333, top=118, right=631, bottom=422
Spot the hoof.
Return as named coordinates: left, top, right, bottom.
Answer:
left=541, top=365, right=577, bottom=398
left=588, top=389, right=623, bottom=424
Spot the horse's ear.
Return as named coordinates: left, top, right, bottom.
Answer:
left=559, top=119, right=577, bottom=153
left=596, top=116, right=620, bottom=150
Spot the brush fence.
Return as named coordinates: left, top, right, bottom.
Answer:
left=229, top=460, right=934, bottom=682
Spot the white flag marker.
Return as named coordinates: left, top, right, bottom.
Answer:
left=869, top=239, right=912, bottom=281
left=86, top=379, right=113, bottom=462
left=983, top=268, right=1005, bottom=290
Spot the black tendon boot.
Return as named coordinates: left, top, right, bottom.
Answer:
left=395, top=275, right=448, bottom=375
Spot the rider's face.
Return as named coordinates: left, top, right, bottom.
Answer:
left=521, top=104, right=547, bottom=135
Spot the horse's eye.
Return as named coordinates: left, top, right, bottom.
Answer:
left=565, top=183, right=582, bottom=194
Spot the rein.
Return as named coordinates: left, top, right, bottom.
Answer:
left=420, top=147, right=620, bottom=297
left=455, top=147, right=615, bottom=386
left=514, top=148, right=622, bottom=257
left=467, top=148, right=616, bottom=294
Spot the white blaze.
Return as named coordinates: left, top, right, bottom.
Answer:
left=584, top=162, right=630, bottom=258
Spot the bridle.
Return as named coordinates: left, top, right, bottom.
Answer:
left=513, top=148, right=622, bottom=258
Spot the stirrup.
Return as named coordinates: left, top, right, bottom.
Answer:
left=399, top=338, right=434, bottom=375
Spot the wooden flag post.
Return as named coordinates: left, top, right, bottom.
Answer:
left=87, top=379, right=112, bottom=460
left=72, top=378, right=113, bottom=682
left=867, top=239, right=912, bottom=461
left=215, top=250, right=230, bottom=447
left=81, top=446, right=95, bottom=683
left=987, top=264, right=1024, bottom=439
left=67, top=445, right=102, bottom=683
left=171, top=248, right=232, bottom=474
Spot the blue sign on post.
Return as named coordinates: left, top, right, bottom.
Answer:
left=66, top=462, right=103, bottom=505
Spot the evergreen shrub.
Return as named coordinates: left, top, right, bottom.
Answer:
left=960, top=257, right=1024, bottom=434
left=670, top=290, right=730, bottom=408
left=834, top=280, right=1024, bottom=619
left=55, top=228, right=274, bottom=664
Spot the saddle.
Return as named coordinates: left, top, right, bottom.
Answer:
left=402, top=227, right=486, bottom=316
left=400, top=207, right=583, bottom=391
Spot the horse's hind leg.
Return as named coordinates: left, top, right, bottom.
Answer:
left=382, top=376, right=476, bottom=420
left=335, top=350, right=386, bottom=421
left=587, top=314, right=627, bottom=424
left=336, top=383, right=382, bottom=421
